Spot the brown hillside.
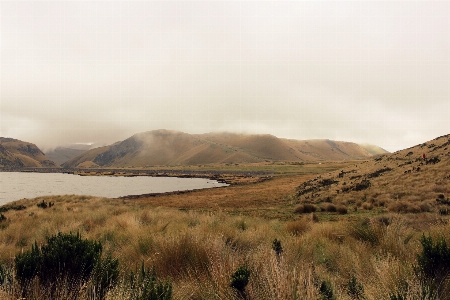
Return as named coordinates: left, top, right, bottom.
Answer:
left=62, top=130, right=385, bottom=168
left=62, top=145, right=113, bottom=168
left=0, top=137, right=58, bottom=168
left=295, top=134, right=450, bottom=214
left=45, top=147, right=89, bottom=165
left=359, top=143, right=389, bottom=156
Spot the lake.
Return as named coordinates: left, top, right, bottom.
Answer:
left=0, top=172, right=228, bottom=206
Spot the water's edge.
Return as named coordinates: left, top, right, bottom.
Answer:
left=0, top=170, right=234, bottom=205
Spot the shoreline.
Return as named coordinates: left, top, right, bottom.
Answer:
left=0, top=167, right=273, bottom=185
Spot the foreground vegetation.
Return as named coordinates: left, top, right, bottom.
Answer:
left=0, top=192, right=449, bottom=299
left=1, top=132, right=449, bottom=299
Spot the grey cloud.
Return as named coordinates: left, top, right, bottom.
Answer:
left=1, top=1, right=449, bottom=153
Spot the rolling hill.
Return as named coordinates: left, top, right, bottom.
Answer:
left=0, top=137, right=58, bottom=168
left=295, top=133, right=450, bottom=214
left=62, top=130, right=387, bottom=168
left=44, top=144, right=94, bottom=166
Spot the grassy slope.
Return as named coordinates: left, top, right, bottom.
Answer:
left=295, top=134, right=450, bottom=216
left=62, top=145, right=113, bottom=168
left=63, top=130, right=380, bottom=168
left=0, top=134, right=448, bottom=299
left=0, top=138, right=58, bottom=167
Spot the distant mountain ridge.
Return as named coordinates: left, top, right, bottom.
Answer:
left=0, top=137, right=58, bottom=168
left=62, top=130, right=388, bottom=168
left=45, top=144, right=94, bottom=166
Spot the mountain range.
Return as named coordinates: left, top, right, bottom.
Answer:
left=61, top=130, right=387, bottom=168
left=1, top=130, right=389, bottom=168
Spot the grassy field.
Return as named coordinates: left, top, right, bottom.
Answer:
left=0, top=148, right=449, bottom=299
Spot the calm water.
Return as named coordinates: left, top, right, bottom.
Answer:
left=0, top=172, right=227, bottom=205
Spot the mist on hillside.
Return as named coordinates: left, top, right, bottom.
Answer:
left=1, top=1, right=449, bottom=152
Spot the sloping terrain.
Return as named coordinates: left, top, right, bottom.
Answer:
left=295, top=134, right=450, bottom=214
left=0, top=138, right=58, bottom=168
left=359, top=143, right=389, bottom=156
left=45, top=144, right=93, bottom=165
left=63, top=130, right=386, bottom=168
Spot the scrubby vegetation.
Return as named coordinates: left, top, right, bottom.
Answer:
left=0, top=134, right=448, bottom=299
left=0, top=194, right=449, bottom=299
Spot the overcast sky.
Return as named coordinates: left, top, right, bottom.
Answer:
left=1, top=1, right=449, bottom=152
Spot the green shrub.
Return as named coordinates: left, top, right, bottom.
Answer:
left=272, top=239, right=283, bottom=256
left=15, top=232, right=118, bottom=299
left=0, top=204, right=26, bottom=213
left=127, top=263, right=172, bottom=300
left=416, top=234, right=450, bottom=298
left=319, top=280, right=335, bottom=300
left=15, top=241, right=41, bottom=286
left=0, top=261, right=11, bottom=286
left=390, top=294, right=405, bottom=300
left=92, top=255, right=120, bottom=300
left=38, top=232, right=102, bottom=287
left=230, top=265, right=251, bottom=293
left=347, top=276, right=364, bottom=299
left=348, top=219, right=381, bottom=247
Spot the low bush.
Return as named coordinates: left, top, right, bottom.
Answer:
left=294, top=203, right=317, bottom=214
left=127, top=264, right=172, bottom=300
left=15, top=232, right=118, bottom=299
left=92, top=255, right=120, bottom=300
left=346, top=276, right=364, bottom=299
left=37, top=200, right=54, bottom=209
left=416, top=235, right=450, bottom=298
left=388, top=201, right=422, bottom=213
left=0, top=262, right=11, bottom=286
left=321, top=203, right=337, bottom=212
left=230, top=265, right=251, bottom=295
left=336, top=205, right=348, bottom=215
left=319, top=280, right=335, bottom=300
left=0, top=204, right=26, bottom=213
left=272, top=238, right=283, bottom=256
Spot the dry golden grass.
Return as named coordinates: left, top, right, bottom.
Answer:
left=1, top=191, right=449, bottom=299
left=296, top=134, right=450, bottom=220
left=0, top=134, right=449, bottom=299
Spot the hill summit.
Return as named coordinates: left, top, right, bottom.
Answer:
left=0, top=137, right=58, bottom=168
left=62, top=130, right=386, bottom=168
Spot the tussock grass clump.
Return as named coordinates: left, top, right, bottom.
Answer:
left=388, top=201, right=425, bottom=213
left=336, top=205, right=348, bottom=215
left=294, top=203, right=317, bottom=214
left=154, top=234, right=209, bottom=279
left=321, top=203, right=337, bottom=212
left=1, top=189, right=450, bottom=299
left=286, top=218, right=311, bottom=236
left=347, top=219, right=382, bottom=246
left=361, top=202, right=373, bottom=210
left=416, top=234, right=450, bottom=298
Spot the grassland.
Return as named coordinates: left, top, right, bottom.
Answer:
left=0, top=134, right=449, bottom=299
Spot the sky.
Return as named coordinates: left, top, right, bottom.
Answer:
left=1, top=1, right=449, bottom=152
